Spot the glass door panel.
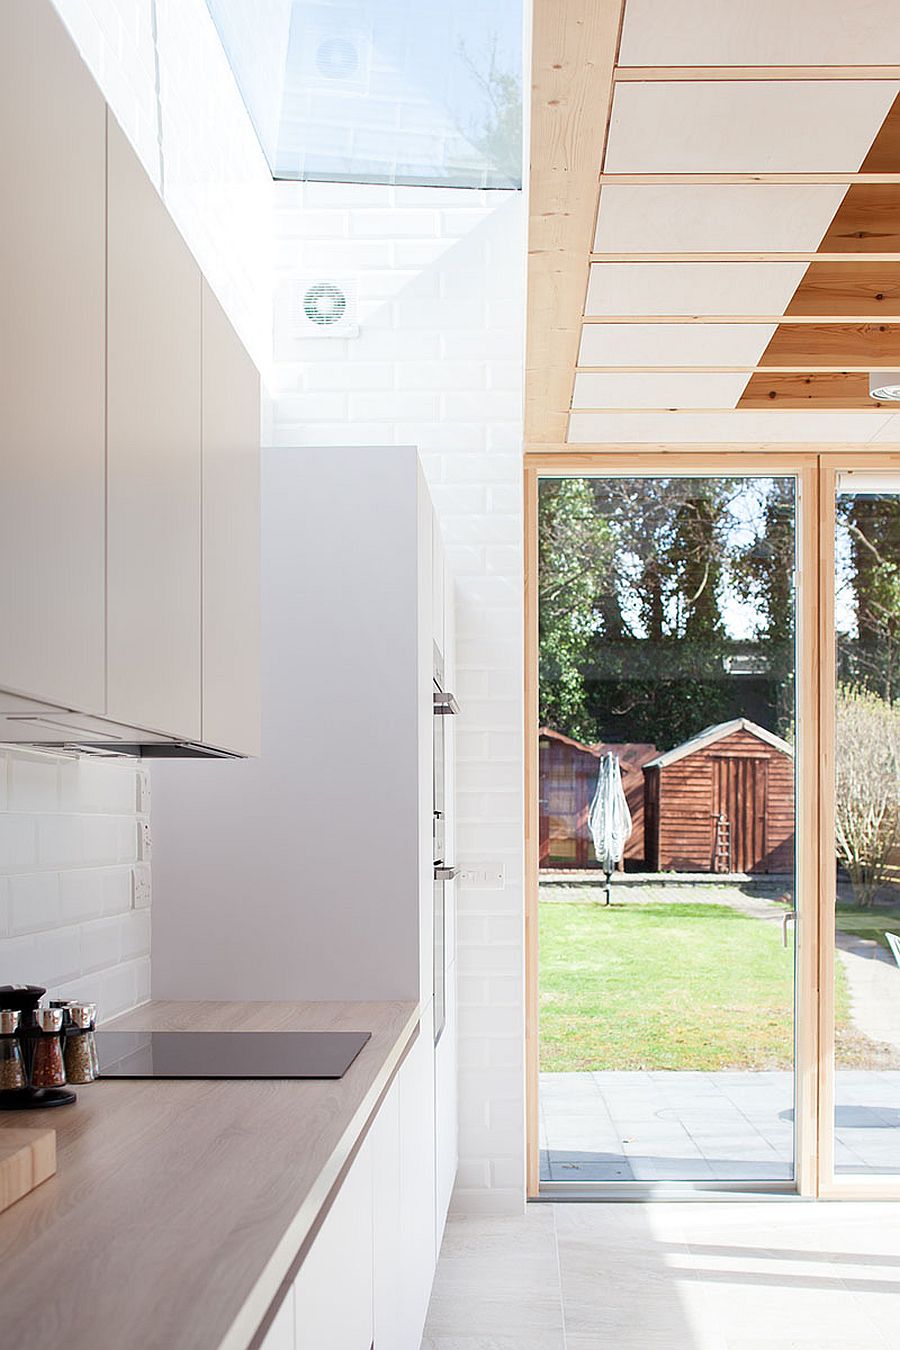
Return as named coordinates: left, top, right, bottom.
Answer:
left=537, top=472, right=800, bottom=1186
left=832, top=471, right=900, bottom=1178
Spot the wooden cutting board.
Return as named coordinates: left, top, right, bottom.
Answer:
left=0, top=1128, right=56, bottom=1216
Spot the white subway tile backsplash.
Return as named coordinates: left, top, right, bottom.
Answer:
left=0, top=748, right=151, bottom=1017
left=0, top=815, right=38, bottom=869
left=81, top=917, right=124, bottom=975
left=8, top=873, right=62, bottom=936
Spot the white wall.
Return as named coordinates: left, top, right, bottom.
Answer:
left=0, top=749, right=151, bottom=1018
left=271, top=181, right=526, bottom=1214
left=0, top=0, right=271, bottom=1020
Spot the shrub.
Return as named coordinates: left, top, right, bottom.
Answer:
left=834, top=684, right=900, bottom=906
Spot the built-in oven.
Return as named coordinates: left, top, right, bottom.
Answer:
left=433, top=645, right=459, bottom=1044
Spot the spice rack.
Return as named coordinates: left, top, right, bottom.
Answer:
left=0, top=985, right=77, bottom=1111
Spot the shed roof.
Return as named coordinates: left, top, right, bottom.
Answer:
left=539, top=727, right=658, bottom=769
left=644, top=718, right=793, bottom=770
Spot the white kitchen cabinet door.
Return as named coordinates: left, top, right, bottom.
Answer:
left=106, top=115, right=202, bottom=740
left=200, top=281, right=260, bottom=755
left=435, top=959, right=458, bottom=1245
left=0, top=0, right=106, bottom=713
left=372, top=1079, right=406, bottom=1350
left=294, top=1141, right=374, bottom=1350
left=260, top=1286, right=294, bottom=1350
left=399, top=1015, right=437, bottom=1342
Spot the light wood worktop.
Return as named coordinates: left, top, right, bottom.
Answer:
left=0, top=1000, right=419, bottom=1350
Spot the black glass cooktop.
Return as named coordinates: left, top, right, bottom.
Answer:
left=94, top=1030, right=371, bottom=1080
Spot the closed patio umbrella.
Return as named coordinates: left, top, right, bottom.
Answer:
left=587, top=752, right=633, bottom=905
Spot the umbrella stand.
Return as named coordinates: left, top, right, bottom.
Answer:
left=603, top=868, right=612, bottom=907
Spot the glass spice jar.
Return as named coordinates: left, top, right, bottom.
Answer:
left=0, top=1009, right=26, bottom=1092
left=30, top=1007, right=67, bottom=1088
left=63, top=1003, right=98, bottom=1084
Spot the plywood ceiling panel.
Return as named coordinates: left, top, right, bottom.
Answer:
left=757, top=323, right=900, bottom=366
left=818, top=184, right=900, bottom=252
left=739, top=372, right=897, bottom=408
left=567, top=409, right=900, bottom=444
left=578, top=321, right=777, bottom=367
left=586, top=261, right=807, bottom=317
left=604, top=81, right=899, bottom=174
left=783, top=261, right=900, bottom=316
left=573, top=370, right=751, bottom=409
left=594, top=183, right=848, bottom=254
left=618, top=0, right=900, bottom=67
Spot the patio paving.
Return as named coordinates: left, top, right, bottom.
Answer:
left=540, top=1070, right=900, bottom=1183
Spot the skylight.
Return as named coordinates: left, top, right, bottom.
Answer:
left=205, top=0, right=523, bottom=189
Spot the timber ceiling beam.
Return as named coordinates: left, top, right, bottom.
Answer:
left=525, top=0, right=626, bottom=445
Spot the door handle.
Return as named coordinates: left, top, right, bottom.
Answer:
left=434, top=865, right=459, bottom=881
left=782, top=910, right=796, bottom=948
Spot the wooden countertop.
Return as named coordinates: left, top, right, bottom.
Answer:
left=0, top=1000, right=419, bottom=1350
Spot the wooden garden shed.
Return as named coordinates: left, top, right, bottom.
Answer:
left=642, top=718, right=794, bottom=875
left=539, top=728, right=658, bottom=869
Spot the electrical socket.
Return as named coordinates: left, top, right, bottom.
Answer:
left=459, top=863, right=505, bottom=890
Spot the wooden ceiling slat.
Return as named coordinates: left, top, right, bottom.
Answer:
left=614, top=66, right=900, bottom=81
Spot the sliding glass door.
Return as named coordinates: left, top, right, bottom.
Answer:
left=526, top=455, right=818, bottom=1194
left=819, top=455, right=900, bottom=1197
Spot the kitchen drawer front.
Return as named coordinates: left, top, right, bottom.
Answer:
left=294, top=1139, right=374, bottom=1350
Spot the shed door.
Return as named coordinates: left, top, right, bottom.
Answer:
left=712, top=755, right=768, bottom=873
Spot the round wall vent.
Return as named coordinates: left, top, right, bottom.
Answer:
left=315, top=36, right=360, bottom=81
left=302, top=282, right=348, bottom=327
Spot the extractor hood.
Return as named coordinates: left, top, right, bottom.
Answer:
left=0, top=691, right=241, bottom=759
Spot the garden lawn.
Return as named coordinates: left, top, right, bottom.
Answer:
left=539, top=899, right=850, bottom=1073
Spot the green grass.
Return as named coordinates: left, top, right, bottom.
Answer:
left=835, top=904, right=900, bottom=952
left=539, top=900, right=852, bottom=1073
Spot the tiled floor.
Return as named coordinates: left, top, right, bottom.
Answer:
left=421, top=1200, right=900, bottom=1349
left=540, top=1070, right=900, bottom=1182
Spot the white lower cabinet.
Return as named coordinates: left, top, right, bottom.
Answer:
left=264, top=1022, right=438, bottom=1350
left=294, top=1141, right=374, bottom=1350
left=262, top=1286, right=295, bottom=1350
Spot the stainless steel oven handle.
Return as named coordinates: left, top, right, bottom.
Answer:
left=434, top=865, right=459, bottom=881
left=433, top=691, right=460, bottom=715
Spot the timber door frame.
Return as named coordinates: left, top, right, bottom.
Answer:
left=525, top=449, right=820, bottom=1198
left=816, top=450, right=900, bottom=1200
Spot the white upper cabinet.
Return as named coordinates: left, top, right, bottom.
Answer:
left=0, top=0, right=106, bottom=713
left=201, top=281, right=261, bottom=756
left=106, top=116, right=202, bottom=742
left=0, top=0, right=260, bottom=754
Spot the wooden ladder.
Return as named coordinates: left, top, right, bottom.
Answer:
left=713, top=813, right=731, bottom=873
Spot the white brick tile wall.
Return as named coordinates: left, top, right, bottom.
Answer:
left=272, top=181, right=526, bottom=1214
left=0, top=749, right=151, bottom=1021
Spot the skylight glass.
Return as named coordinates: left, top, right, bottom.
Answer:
left=205, top=0, right=523, bottom=189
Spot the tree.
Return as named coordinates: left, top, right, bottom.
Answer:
left=838, top=495, right=900, bottom=703
left=834, top=684, right=900, bottom=906
left=538, top=479, right=614, bottom=742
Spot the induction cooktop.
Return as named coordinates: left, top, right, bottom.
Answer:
left=94, top=1029, right=371, bottom=1080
